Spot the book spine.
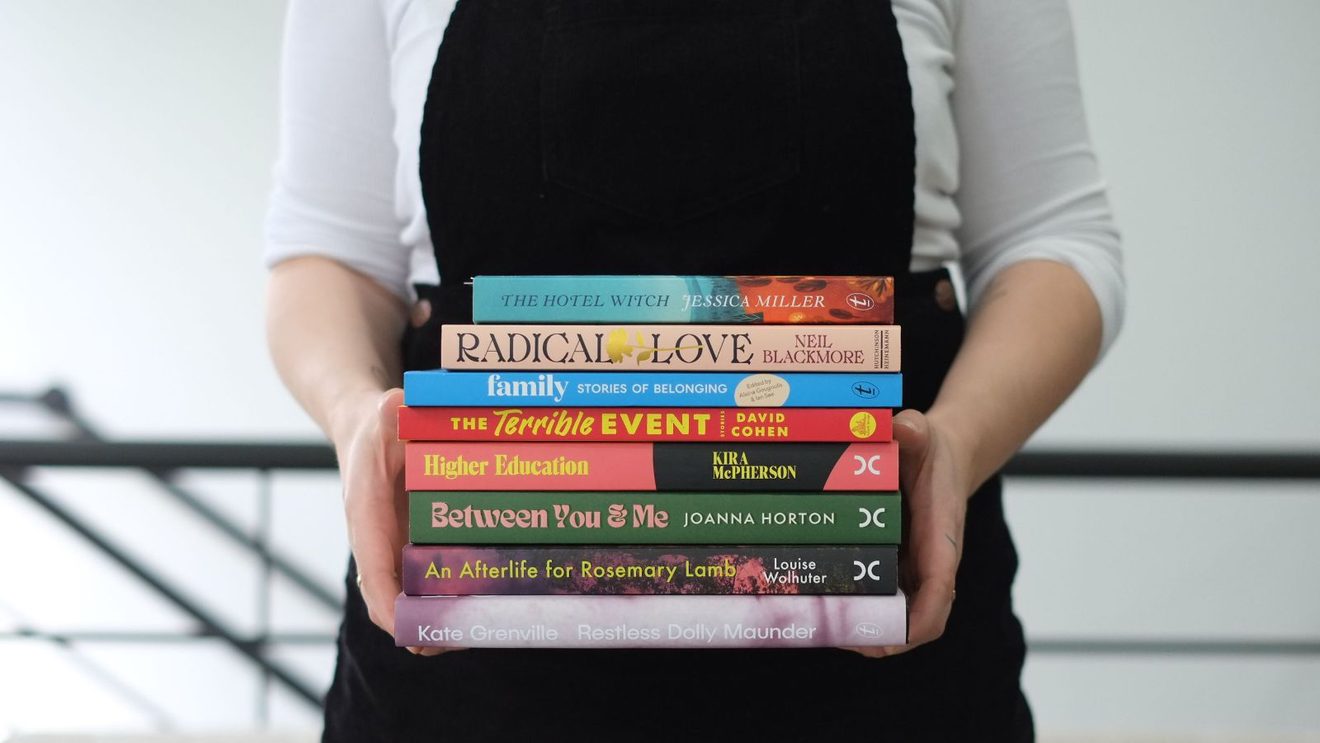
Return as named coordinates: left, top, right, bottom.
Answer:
left=439, top=324, right=901, bottom=373
left=409, top=492, right=901, bottom=544
left=404, top=441, right=899, bottom=492
left=397, top=593, right=908, bottom=648
left=402, top=371, right=903, bottom=408
left=398, top=407, right=893, bottom=443
left=402, top=545, right=897, bottom=596
left=472, top=275, right=894, bottom=324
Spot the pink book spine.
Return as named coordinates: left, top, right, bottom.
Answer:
left=439, top=324, right=900, bottom=372
left=397, top=592, right=907, bottom=648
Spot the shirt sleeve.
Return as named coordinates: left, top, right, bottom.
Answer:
left=263, top=0, right=411, bottom=300
left=951, top=0, right=1126, bottom=358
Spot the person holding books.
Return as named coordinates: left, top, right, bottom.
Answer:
left=264, top=0, right=1125, bottom=740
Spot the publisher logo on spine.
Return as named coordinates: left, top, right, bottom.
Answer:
left=846, top=293, right=875, bottom=311
left=848, top=411, right=877, bottom=439
left=855, top=622, right=885, bottom=639
left=851, top=382, right=878, bottom=400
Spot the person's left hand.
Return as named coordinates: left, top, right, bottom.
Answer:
left=844, top=408, right=972, bottom=658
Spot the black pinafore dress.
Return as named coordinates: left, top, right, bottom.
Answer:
left=325, top=1, right=1034, bottom=740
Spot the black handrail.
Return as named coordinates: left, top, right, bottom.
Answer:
left=5, top=384, right=1320, bottom=722
left=0, top=440, right=337, bottom=470
left=0, top=468, right=325, bottom=707
left=4, top=440, right=1320, bottom=480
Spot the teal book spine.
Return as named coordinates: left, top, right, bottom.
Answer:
left=471, top=275, right=894, bottom=324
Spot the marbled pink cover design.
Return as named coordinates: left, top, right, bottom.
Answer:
left=396, top=592, right=907, bottom=648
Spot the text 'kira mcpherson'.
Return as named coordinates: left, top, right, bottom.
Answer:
left=418, top=452, right=799, bottom=480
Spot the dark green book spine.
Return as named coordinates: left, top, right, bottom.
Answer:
left=409, top=491, right=900, bottom=544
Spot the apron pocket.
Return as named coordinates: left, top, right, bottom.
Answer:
left=541, top=1, right=800, bottom=223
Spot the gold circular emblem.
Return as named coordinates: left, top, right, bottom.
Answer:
left=849, top=411, right=877, bottom=439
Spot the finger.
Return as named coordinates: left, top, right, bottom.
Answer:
left=346, top=474, right=405, bottom=634
left=376, top=387, right=405, bottom=433
left=412, top=646, right=459, bottom=657
left=351, top=526, right=402, bottom=634
left=374, top=389, right=407, bottom=482
left=891, top=409, right=930, bottom=461
left=905, top=489, right=963, bottom=646
left=891, top=410, right=932, bottom=500
left=906, top=575, right=956, bottom=647
left=840, top=646, right=900, bottom=659
left=346, top=389, right=410, bottom=635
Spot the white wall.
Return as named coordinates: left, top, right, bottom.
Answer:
left=1019, top=1, right=1320, bottom=736
left=0, top=0, right=306, bottom=439
left=1, top=0, right=1318, bottom=737
left=1039, top=0, right=1320, bottom=450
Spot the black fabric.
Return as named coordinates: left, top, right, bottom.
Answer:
left=324, top=0, right=1033, bottom=740
left=418, top=0, right=914, bottom=282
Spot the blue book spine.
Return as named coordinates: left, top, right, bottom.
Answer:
left=403, top=371, right=902, bottom=408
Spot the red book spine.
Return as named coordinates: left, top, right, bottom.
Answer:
left=404, top=441, right=899, bottom=492
left=398, top=407, right=893, bottom=443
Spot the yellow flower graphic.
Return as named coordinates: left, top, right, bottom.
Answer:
left=604, top=328, right=703, bottom=365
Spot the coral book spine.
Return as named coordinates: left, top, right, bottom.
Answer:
left=403, top=441, right=899, bottom=492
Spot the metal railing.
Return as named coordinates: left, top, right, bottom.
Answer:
left=3, top=387, right=1318, bottom=722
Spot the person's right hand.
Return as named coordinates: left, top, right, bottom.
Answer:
left=333, top=387, right=450, bottom=656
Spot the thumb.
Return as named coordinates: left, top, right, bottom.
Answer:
left=377, top=387, right=405, bottom=426
left=891, top=409, right=932, bottom=492
left=892, top=408, right=930, bottom=455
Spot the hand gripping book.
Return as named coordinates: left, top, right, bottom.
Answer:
left=401, top=545, right=898, bottom=595
left=409, top=492, right=902, bottom=544
left=439, top=324, right=900, bottom=373
left=397, top=592, right=908, bottom=648
left=397, top=406, right=893, bottom=443
left=404, top=441, right=900, bottom=492
left=472, top=275, right=895, bottom=324
left=402, top=371, right=903, bottom=408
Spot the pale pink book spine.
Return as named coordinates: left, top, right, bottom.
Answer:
left=439, top=324, right=901, bottom=372
left=397, top=592, right=908, bottom=648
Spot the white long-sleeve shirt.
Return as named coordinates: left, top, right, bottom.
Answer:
left=265, top=0, right=1126, bottom=355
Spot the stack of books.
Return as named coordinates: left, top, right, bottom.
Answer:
left=394, top=275, right=908, bottom=648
